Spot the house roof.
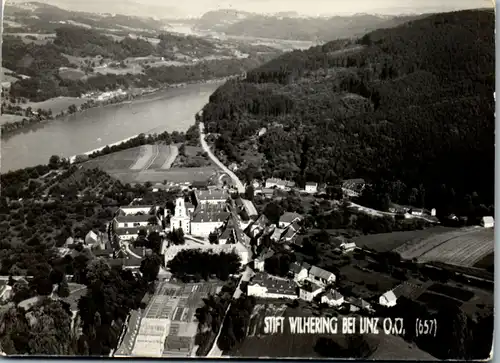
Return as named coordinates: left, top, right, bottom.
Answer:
left=191, top=210, right=230, bottom=223
left=250, top=272, right=297, bottom=296
left=282, top=228, right=297, bottom=240
left=219, top=227, right=233, bottom=240
left=280, top=212, right=302, bottom=224
left=115, top=214, right=153, bottom=223
left=324, top=289, right=343, bottom=301
left=302, top=262, right=311, bottom=270
left=196, top=189, right=230, bottom=201
left=261, top=188, right=275, bottom=195
left=381, top=290, right=398, bottom=303
left=290, top=221, right=301, bottom=232
left=305, top=182, right=318, bottom=187
left=271, top=228, right=285, bottom=241
left=309, top=266, right=335, bottom=281
left=300, top=281, right=322, bottom=293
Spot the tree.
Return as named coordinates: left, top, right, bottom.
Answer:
left=49, top=155, right=60, bottom=169
left=244, top=185, right=255, bottom=201
left=140, top=254, right=162, bottom=282
left=208, top=231, right=219, bottom=244
left=57, top=276, right=70, bottom=298
left=263, top=202, right=283, bottom=225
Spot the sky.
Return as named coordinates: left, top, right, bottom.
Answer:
left=7, top=0, right=494, bottom=18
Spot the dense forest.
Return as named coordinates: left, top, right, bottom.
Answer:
left=2, top=27, right=280, bottom=102
left=200, top=9, right=495, bottom=216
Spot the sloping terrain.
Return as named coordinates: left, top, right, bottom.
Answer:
left=200, top=9, right=494, bottom=212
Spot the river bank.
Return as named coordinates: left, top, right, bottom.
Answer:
left=1, top=81, right=223, bottom=172
left=1, top=74, right=241, bottom=137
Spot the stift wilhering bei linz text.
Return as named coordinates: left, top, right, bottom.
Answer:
left=264, top=316, right=437, bottom=337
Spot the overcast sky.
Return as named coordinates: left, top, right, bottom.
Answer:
left=7, top=0, right=493, bottom=17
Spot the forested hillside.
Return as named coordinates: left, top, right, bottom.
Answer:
left=200, top=9, right=495, bottom=216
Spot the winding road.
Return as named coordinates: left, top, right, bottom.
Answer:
left=199, top=122, right=245, bottom=194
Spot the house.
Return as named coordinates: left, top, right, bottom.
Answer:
left=347, top=297, right=373, bottom=312
left=305, top=182, right=318, bottom=194
left=0, top=285, right=13, bottom=302
left=270, top=227, right=285, bottom=242
left=340, top=242, right=356, bottom=253
left=281, top=226, right=299, bottom=243
left=218, top=227, right=233, bottom=244
left=115, top=225, right=162, bottom=241
left=246, top=214, right=269, bottom=238
left=481, top=216, right=494, bottom=228
left=190, top=207, right=230, bottom=238
left=254, top=257, right=265, bottom=272
left=113, top=213, right=158, bottom=230
left=409, top=208, right=424, bottom=216
left=431, top=208, right=437, bottom=217
left=259, top=188, right=275, bottom=198
left=241, top=199, right=258, bottom=219
left=299, top=281, right=323, bottom=302
left=289, top=262, right=309, bottom=282
left=247, top=272, right=297, bottom=299
left=321, top=290, right=344, bottom=307
left=379, top=290, right=398, bottom=307
left=195, top=189, right=230, bottom=205
left=309, top=266, right=336, bottom=285
left=278, top=212, right=303, bottom=229
left=265, top=178, right=286, bottom=189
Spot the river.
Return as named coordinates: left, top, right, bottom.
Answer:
left=1, top=82, right=223, bottom=172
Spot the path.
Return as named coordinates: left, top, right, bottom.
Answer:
left=161, top=144, right=179, bottom=169
left=348, top=201, right=439, bottom=224
left=199, top=122, right=245, bottom=194
left=207, top=266, right=254, bottom=357
left=130, top=145, right=154, bottom=170
left=142, top=144, right=160, bottom=170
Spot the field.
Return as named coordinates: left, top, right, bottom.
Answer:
left=84, top=147, right=143, bottom=170
left=0, top=114, right=25, bottom=125
left=416, top=292, right=463, bottom=310
left=146, top=145, right=178, bottom=169
left=352, top=226, right=456, bottom=253
left=58, top=68, right=87, bottom=81
left=130, top=145, right=155, bottom=170
left=427, top=283, right=474, bottom=302
left=337, top=265, right=400, bottom=299
left=415, top=228, right=494, bottom=266
left=93, top=64, right=143, bottom=75
left=109, top=167, right=218, bottom=185
left=22, top=96, right=90, bottom=114
left=172, top=145, right=212, bottom=168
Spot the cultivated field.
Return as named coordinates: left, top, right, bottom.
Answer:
left=93, top=64, right=143, bottom=75
left=59, top=68, right=87, bottom=81
left=130, top=145, right=155, bottom=170
left=84, top=147, right=143, bottom=170
left=0, top=114, right=25, bottom=125
left=109, top=167, right=218, bottom=185
left=352, top=226, right=456, bottom=253
left=414, top=228, right=494, bottom=267
left=394, top=227, right=485, bottom=262
left=337, top=265, right=400, bottom=299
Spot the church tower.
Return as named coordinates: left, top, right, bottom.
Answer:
left=170, top=197, right=191, bottom=233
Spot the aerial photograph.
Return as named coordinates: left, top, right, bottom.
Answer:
left=0, top=0, right=494, bottom=359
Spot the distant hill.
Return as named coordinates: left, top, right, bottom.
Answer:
left=195, top=10, right=427, bottom=41
left=200, top=9, right=495, bottom=217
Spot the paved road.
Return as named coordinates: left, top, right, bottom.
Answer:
left=207, top=266, right=254, bottom=357
left=199, top=122, right=245, bottom=194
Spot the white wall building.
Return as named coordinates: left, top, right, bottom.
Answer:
left=247, top=273, right=297, bottom=299
left=190, top=210, right=229, bottom=238
left=278, top=213, right=302, bottom=229
left=322, top=290, right=344, bottom=307
left=114, top=215, right=154, bottom=229
left=305, top=182, right=318, bottom=194
left=299, top=282, right=323, bottom=302
left=195, top=189, right=230, bottom=205
left=119, top=205, right=155, bottom=216
left=340, top=242, right=357, bottom=253
left=379, top=290, right=397, bottom=307
left=309, top=266, right=336, bottom=285
left=289, top=262, right=309, bottom=282
left=131, top=318, right=170, bottom=357
left=481, top=216, right=494, bottom=228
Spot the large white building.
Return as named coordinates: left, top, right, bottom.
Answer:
left=119, top=205, right=156, bottom=216
left=190, top=209, right=230, bottom=238
left=195, top=189, right=230, bottom=205
left=247, top=272, right=297, bottom=299
left=379, top=290, right=397, bottom=307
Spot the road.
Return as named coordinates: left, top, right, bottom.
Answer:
left=207, top=266, right=254, bottom=357
left=348, top=201, right=439, bottom=224
left=199, top=122, right=245, bottom=194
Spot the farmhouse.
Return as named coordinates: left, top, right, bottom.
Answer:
left=347, top=297, right=373, bottom=312
left=195, top=189, right=230, bottom=205
left=247, top=272, right=297, bottom=299
left=281, top=225, right=299, bottom=243
left=270, top=227, right=285, bottom=242
left=189, top=203, right=230, bottom=238
left=481, top=216, right=494, bottom=228
left=379, top=290, right=398, bottom=307
left=410, top=208, right=424, bottom=216
left=278, top=212, right=303, bottom=229
left=305, top=182, right=318, bottom=194
left=321, top=290, right=344, bottom=307
left=259, top=188, right=275, bottom=198
left=309, top=266, right=336, bottom=285
left=289, top=262, right=309, bottom=282
left=299, top=281, right=323, bottom=302
left=85, top=230, right=107, bottom=248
